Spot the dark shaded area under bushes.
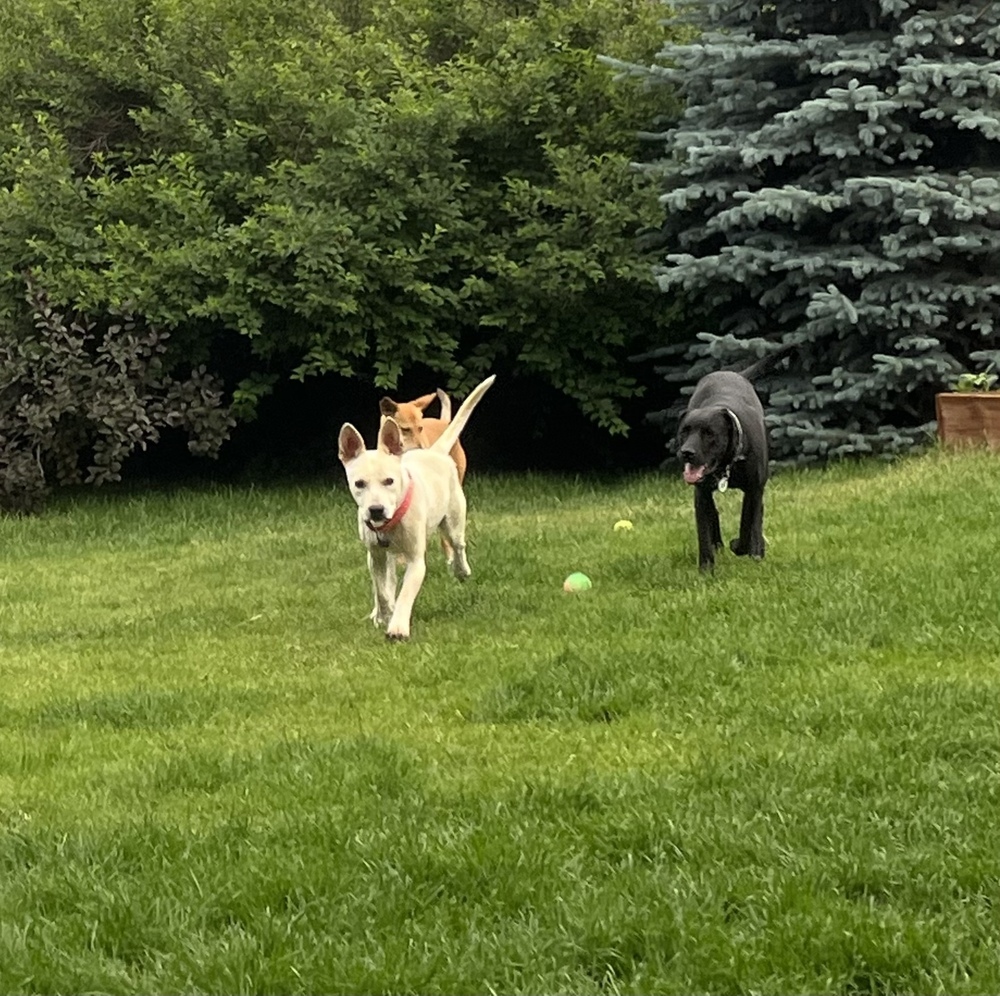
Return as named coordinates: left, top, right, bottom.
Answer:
left=125, top=367, right=674, bottom=485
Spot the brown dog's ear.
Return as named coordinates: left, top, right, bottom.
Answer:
left=378, top=417, right=405, bottom=457
left=412, top=393, right=437, bottom=412
left=379, top=397, right=398, bottom=417
left=338, top=424, right=366, bottom=465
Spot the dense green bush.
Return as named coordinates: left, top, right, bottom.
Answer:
left=0, top=280, right=233, bottom=513
left=0, top=0, right=682, bottom=438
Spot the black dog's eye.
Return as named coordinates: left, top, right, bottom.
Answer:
left=354, top=480, right=366, bottom=490
left=382, top=478, right=394, bottom=487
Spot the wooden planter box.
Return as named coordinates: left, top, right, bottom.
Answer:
left=936, top=392, right=1000, bottom=450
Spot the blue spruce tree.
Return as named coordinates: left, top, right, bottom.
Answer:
left=607, top=0, right=1000, bottom=460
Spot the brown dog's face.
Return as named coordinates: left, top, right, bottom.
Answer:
left=677, top=406, right=735, bottom=485
left=379, top=394, right=436, bottom=451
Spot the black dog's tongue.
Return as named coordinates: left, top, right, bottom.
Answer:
left=683, top=463, right=706, bottom=485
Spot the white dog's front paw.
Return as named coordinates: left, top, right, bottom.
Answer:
left=385, top=627, right=410, bottom=642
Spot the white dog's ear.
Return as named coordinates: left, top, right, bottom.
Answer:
left=378, top=417, right=405, bottom=456
left=338, top=424, right=366, bottom=465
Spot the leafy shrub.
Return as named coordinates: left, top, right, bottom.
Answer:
left=0, top=0, right=684, bottom=437
left=0, top=279, right=233, bottom=513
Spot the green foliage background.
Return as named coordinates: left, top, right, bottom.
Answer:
left=612, top=0, right=1000, bottom=460
left=0, top=0, right=681, bottom=435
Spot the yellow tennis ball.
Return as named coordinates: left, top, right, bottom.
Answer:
left=613, top=519, right=634, bottom=532
left=562, top=572, right=593, bottom=593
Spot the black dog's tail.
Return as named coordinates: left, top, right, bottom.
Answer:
left=738, top=341, right=798, bottom=382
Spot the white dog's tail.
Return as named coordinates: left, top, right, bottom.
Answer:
left=431, top=375, right=496, bottom=456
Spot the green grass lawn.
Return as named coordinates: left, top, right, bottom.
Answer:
left=1, top=449, right=999, bottom=994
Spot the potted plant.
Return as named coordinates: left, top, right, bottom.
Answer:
left=936, top=358, right=1000, bottom=450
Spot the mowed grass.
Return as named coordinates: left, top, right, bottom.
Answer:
left=1, top=450, right=999, bottom=994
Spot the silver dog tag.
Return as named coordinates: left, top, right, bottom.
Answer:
left=717, top=476, right=728, bottom=493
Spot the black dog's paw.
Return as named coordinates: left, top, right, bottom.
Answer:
left=731, top=537, right=765, bottom=559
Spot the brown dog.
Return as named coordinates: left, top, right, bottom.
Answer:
left=379, top=389, right=467, bottom=483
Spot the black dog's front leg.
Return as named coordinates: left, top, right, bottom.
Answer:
left=695, top=485, right=723, bottom=571
left=731, top=487, right=766, bottom=559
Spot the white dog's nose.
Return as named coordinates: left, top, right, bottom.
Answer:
left=367, top=504, right=386, bottom=522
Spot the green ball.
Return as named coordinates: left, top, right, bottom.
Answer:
left=563, top=571, right=593, bottom=593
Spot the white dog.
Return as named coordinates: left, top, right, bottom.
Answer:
left=338, top=375, right=496, bottom=641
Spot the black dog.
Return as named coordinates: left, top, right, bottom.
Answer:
left=676, top=352, right=788, bottom=571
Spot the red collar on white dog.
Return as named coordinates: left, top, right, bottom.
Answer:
left=366, top=475, right=415, bottom=539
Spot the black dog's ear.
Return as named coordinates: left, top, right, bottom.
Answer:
left=675, top=412, right=690, bottom=446
left=713, top=405, right=743, bottom=455
left=379, top=397, right=398, bottom=417
left=711, top=405, right=736, bottom=432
